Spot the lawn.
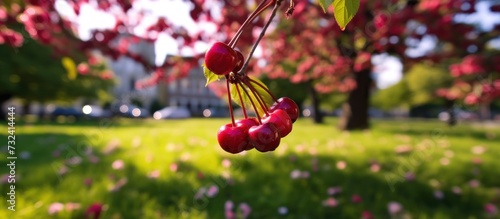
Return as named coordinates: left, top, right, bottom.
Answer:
left=1, top=117, right=499, bottom=219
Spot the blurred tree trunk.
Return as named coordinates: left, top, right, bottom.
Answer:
left=22, top=101, right=31, bottom=116
left=308, top=83, right=323, bottom=124
left=444, top=99, right=456, bottom=126
left=478, top=102, right=491, bottom=121
left=338, top=69, right=371, bottom=130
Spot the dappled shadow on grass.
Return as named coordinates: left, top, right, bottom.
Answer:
left=371, top=119, right=500, bottom=142
left=1, top=119, right=498, bottom=219
left=222, top=154, right=488, bottom=219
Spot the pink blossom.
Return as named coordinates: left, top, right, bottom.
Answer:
left=464, top=94, right=480, bottom=105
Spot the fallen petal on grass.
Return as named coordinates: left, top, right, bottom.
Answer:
left=206, top=185, right=219, bottom=198
left=322, top=197, right=339, bottom=207
left=327, top=187, right=342, bottom=196
left=388, top=201, right=403, bottom=215
left=111, top=160, right=124, bottom=170
left=48, top=202, right=64, bottom=215
left=278, top=206, right=288, bottom=215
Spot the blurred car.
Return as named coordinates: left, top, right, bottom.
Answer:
left=46, top=105, right=83, bottom=118
left=438, top=108, right=479, bottom=122
left=82, top=105, right=112, bottom=118
left=153, top=106, right=191, bottom=119
left=111, top=103, right=150, bottom=118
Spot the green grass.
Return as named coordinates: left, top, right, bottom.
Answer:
left=1, top=118, right=499, bottom=219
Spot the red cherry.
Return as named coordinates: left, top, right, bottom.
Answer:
left=204, top=42, right=237, bottom=75
left=217, top=123, right=248, bottom=154
left=270, top=97, right=299, bottom=123
left=262, top=109, right=292, bottom=137
left=248, top=123, right=280, bottom=152
left=233, top=50, right=245, bottom=72
left=235, top=117, right=259, bottom=150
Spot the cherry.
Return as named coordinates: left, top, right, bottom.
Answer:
left=217, top=123, right=248, bottom=154
left=248, top=123, right=280, bottom=152
left=269, top=97, right=299, bottom=123
left=262, top=109, right=293, bottom=137
left=235, top=117, right=259, bottom=150
left=204, top=42, right=238, bottom=75
left=233, top=50, right=245, bottom=72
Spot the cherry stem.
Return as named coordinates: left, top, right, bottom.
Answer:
left=238, top=0, right=282, bottom=75
left=248, top=77, right=278, bottom=102
left=241, top=78, right=269, bottom=116
left=234, top=82, right=248, bottom=119
left=239, top=82, right=262, bottom=123
left=228, top=0, right=274, bottom=48
left=226, top=79, right=236, bottom=126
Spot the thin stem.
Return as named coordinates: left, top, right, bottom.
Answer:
left=226, top=79, right=236, bottom=126
left=248, top=77, right=278, bottom=102
left=235, top=82, right=248, bottom=119
left=228, top=0, right=274, bottom=48
left=240, top=82, right=262, bottom=123
left=241, top=78, right=269, bottom=115
left=238, top=0, right=282, bottom=75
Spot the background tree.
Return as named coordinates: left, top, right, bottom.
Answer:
left=258, top=0, right=500, bottom=130
left=0, top=22, right=115, bottom=118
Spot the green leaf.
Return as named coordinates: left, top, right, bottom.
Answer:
left=332, top=0, right=360, bottom=30
left=202, top=64, right=221, bottom=86
left=319, top=0, right=334, bottom=12
left=230, top=76, right=274, bottom=118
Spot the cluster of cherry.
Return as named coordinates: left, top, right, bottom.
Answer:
left=205, top=42, right=299, bottom=153
left=203, top=0, right=299, bottom=154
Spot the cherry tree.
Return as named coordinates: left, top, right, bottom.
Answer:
left=255, top=0, right=500, bottom=130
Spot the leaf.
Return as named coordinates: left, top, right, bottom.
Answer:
left=319, top=0, right=334, bottom=12
left=332, top=0, right=360, bottom=30
left=62, top=57, right=77, bottom=80
left=230, top=76, right=274, bottom=118
left=202, top=64, right=221, bottom=86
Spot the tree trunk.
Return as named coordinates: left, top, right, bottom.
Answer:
left=308, top=84, right=323, bottom=124
left=478, top=102, right=491, bottom=121
left=22, top=101, right=31, bottom=116
left=338, top=69, right=371, bottom=130
left=444, top=99, right=456, bottom=126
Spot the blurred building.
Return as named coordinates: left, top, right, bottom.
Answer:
left=110, top=36, right=225, bottom=116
